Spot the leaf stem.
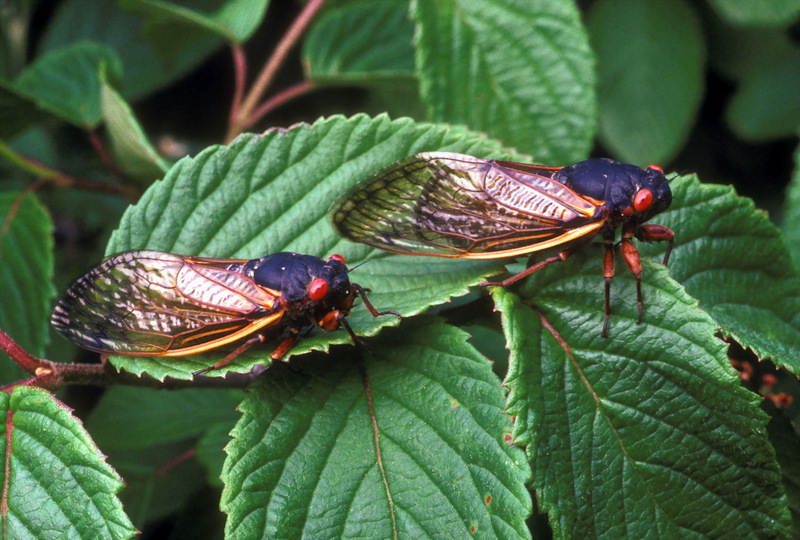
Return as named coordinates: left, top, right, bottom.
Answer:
left=87, top=129, right=127, bottom=183
left=228, top=43, right=247, bottom=128
left=359, top=356, right=398, bottom=540
left=0, top=140, right=138, bottom=200
left=245, top=80, right=315, bottom=131
left=225, top=0, right=326, bottom=141
left=0, top=327, right=47, bottom=376
left=0, top=327, right=255, bottom=392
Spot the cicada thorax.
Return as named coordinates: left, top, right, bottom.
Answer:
left=238, top=252, right=357, bottom=333
left=553, top=158, right=672, bottom=231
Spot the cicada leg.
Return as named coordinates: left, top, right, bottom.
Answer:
left=602, top=236, right=616, bottom=338
left=192, top=334, right=267, bottom=376
left=635, top=224, right=675, bottom=265
left=479, top=249, right=574, bottom=288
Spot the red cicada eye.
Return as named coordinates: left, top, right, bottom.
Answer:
left=633, top=189, right=653, bottom=212
left=330, top=254, right=346, bottom=264
left=308, top=277, right=329, bottom=301
left=647, top=164, right=663, bottom=173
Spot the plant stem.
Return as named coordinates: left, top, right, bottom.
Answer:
left=87, top=129, right=127, bottom=183
left=0, top=327, right=47, bottom=376
left=228, top=43, right=247, bottom=129
left=0, top=328, right=255, bottom=392
left=245, top=80, right=315, bottom=131
left=226, top=0, right=326, bottom=141
left=0, top=140, right=138, bottom=200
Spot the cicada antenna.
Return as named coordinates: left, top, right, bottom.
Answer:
left=667, top=169, right=689, bottom=182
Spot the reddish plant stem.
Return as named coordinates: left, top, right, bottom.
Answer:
left=226, top=0, right=326, bottom=141
left=87, top=129, right=127, bottom=183
left=0, top=328, right=255, bottom=392
left=245, top=80, right=315, bottom=131
left=156, top=448, right=197, bottom=477
left=0, top=328, right=46, bottom=376
left=228, top=44, right=247, bottom=127
left=0, top=143, right=137, bottom=200
left=0, top=179, right=46, bottom=241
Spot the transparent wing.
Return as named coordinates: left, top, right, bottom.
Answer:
left=51, top=251, right=283, bottom=356
left=333, top=152, right=605, bottom=259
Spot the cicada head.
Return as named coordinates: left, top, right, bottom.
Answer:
left=301, top=254, right=359, bottom=332
left=310, top=254, right=355, bottom=309
left=556, top=158, right=672, bottom=224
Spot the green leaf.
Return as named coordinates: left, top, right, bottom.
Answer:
left=412, top=0, right=595, bottom=163
left=12, top=41, right=123, bottom=128
left=304, top=0, right=415, bottom=81
left=647, top=174, right=800, bottom=371
left=0, top=84, right=52, bottom=140
left=708, top=0, right=800, bottom=27
left=99, top=66, right=170, bottom=184
left=589, top=0, right=705, bottom=165
left=86, top=387, right=241, bottom=449
left=211, top=0, right=270, bottom=42
left=40, top=0, right=222, bottom=100
left=221, top=317, right=530, bottom=538
left=0, top=192, right=54, bottom=370
left=767, top=413, right=800, bottom=534
left=726, top=48, right=800, bottom=141
left=105, top=440, right=211, bottom=529
left=303, top=0, right=423, bottom=119
left=782, top=139, right=800, bottom=269
left=102, top=114, right=518, bottom=380
left=494, top=267, right=790, bottom=538
left=706, top=15, right=798, bottom=82
left=120, top=0, right=270, bottom=44
left=197, top=421, right=234, bottom=487
left=0, top=386, right=136, bottom=539
left=86, top=387, right=242, bottom=508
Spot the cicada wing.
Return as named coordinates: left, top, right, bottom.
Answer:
left=51, top=250, right=283, bottom=356
left=333, top=152, right=605, bottom=259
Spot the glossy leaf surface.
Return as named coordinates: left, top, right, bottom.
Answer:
left=221, top=317, right=530, bottom=538
left=495, top=261, right=790, bottom=537
left=413, top=0, right=595, bottom=163
left=0, top=387, right=136, bottom=539
left=0, top=192, right=53, bottom=372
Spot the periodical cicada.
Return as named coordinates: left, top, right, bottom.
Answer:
left=51, top=251, right=397, bottom=374
left=332, top=152, right=675, bottom=336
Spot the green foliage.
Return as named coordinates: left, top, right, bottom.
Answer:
left=11, top=42, right=123, bottom=129
left=222, top=318, right=529, bottom=538
left=412, top=0, right=595, bottom=164
left=1, top=0, right=800, bottom=538
left=496, top=278, right=783, bottom=537
left=303, top=0, right=415, bottom=80
left=39, top=0, right=224, bottom=99
left=0, top=387, right=136, bottom=539
left=100, top=66, right=170, bottom=184
left=119, top=0, right=271, bottom=44
left=0, top=193, right=53, bottom=370
left=588, top=0, right=705, bottom=164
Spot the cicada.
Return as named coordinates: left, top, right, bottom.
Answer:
left=332, top=152, right=675, bottom=336
left=51, top=251, right=398, bottom=374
